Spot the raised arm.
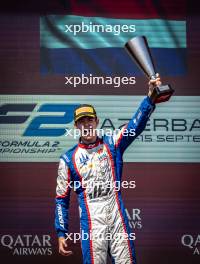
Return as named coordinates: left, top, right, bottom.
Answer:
left=114, top=77, right=161, bottom=153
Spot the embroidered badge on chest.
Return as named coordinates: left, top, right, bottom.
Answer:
left=79, top=153, right=89, bottom=165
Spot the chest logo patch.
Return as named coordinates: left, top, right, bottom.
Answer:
left=79, top=153, right=89, bottom=165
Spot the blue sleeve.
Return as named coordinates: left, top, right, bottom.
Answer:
left=114, top=96, right=155, bottom=153
left=55, top=158, right=72, bottom=238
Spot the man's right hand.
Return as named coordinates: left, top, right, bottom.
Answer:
left=58, top=237, right=73, bottom=256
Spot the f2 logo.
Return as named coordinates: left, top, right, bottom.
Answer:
left=0, top=104, right=36, bottom=124
left=0, top=103, right=79, bottom=137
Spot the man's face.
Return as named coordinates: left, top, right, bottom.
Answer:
left=75, top=116, right=99, bottom=143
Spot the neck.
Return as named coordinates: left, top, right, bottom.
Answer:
left=80, top=136, right=98, bottom=145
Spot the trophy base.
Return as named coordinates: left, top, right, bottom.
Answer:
left=150, top=84, right=174, bottom=104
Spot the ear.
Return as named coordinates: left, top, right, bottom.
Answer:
left=96, top=118, right=99, bottom=126
left=74, top=122, right=78, bottom=129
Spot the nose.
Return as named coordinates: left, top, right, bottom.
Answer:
left=81, top=121, right=91, bottom=129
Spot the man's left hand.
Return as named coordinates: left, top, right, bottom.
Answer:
left=148, top=74, right=162, bottom=98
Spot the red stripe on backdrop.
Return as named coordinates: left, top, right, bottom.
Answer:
left=69, top=0, right=186, bottom=19
left=1, top=0, right=186, bottom=18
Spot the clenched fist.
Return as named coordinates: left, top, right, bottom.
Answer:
left=148, top=73, right=162, bottom=98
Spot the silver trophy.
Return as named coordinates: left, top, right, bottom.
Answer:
left=125, top=36, right=174, bottom=103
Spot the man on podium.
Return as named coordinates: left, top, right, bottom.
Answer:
left=55, top=76, right=161, bottom=264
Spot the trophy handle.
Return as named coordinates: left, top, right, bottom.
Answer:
left=150, top=84, right=174, bottom=104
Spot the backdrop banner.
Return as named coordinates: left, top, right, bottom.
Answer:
left=0, top=95, right=199, bottom=162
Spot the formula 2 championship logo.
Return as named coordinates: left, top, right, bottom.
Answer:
left=0, top=95, right=200, bottom=162
left=0, top=101, right=79, bottom=161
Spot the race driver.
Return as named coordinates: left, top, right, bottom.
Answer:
left=55, top=76, right=161, bottom=264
